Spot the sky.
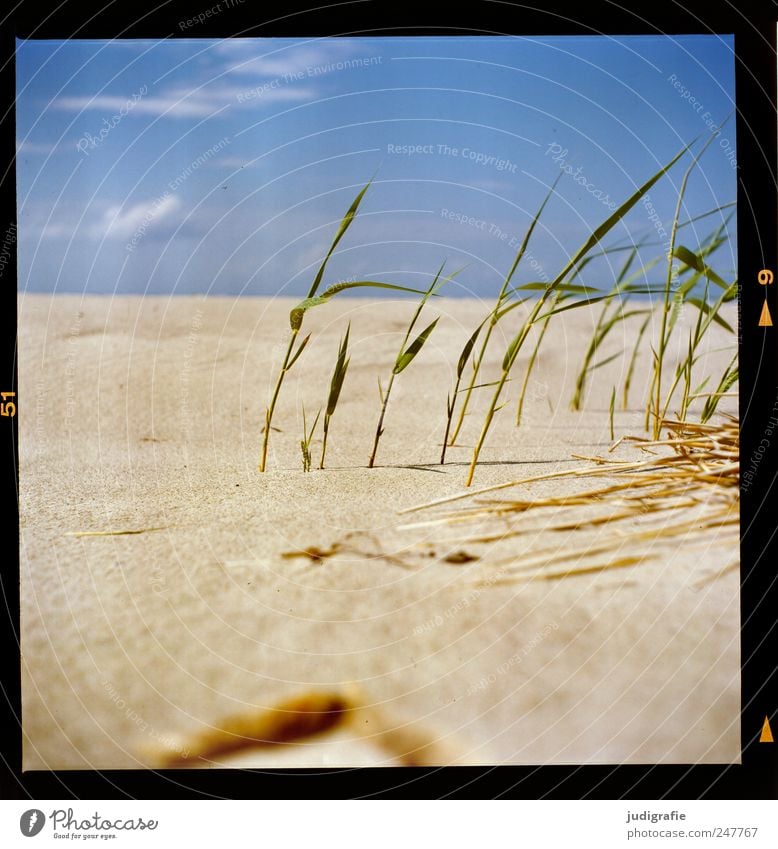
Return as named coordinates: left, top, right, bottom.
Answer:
left=16, top=35, right=737, bottom=298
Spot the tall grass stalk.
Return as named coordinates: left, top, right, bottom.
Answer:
left=259, top=181, right=371, bottom=471
left=440, top=319, right=486, bottom=464
left=623, top=313, right=651, bottom=409
left=465, top=144, right=689, bottom=486
left=259, top=180, right=431, bottom=472
left=701, top=353, right=738, bottom=423
left=368, top=264, right=449, bottom=468
left=515, top=291, right=562, bottom=426
left=651, top=128, right=722, bottom=438
left=569, top=243, right=658, bottom=411
left=319, top=323, right=351, bottom=470
left=447, top=175, right=562, bottom=447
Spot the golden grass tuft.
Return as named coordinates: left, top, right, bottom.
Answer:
left=401, top=416, right=738, bottom=584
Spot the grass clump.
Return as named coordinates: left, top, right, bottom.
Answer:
left=447, top=175, right=561, bottom=448
left=299, top=406, right=321, bottom=473
left=259, top=179, right=433, bottom=472
left=464, top=143, right=690, bottom=486
left=368, top=264, right=450, bottom=468
left=319, top=323, right=351, bottom=469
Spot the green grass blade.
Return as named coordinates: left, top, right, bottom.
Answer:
left=532, top=294, right=611, bottom=323
left=457, top=320, right=486, bottom=378
left=290, top=280, right=435, bottom=329
left=287, top=333, right=312, bottom=370
left=701, top=354, right=738, bottom=422
left=673, top=245, right=730, bottom=290
left=309, top=180, right=373, bottom=298
left=516, top=282, right=600, bottom=295
left=686, top=298, right=734, bottom=333
left=394, top=317, right=440, bottom=374
left=558, top=143, right=691, bottom=284
left=326, top=323, right=351, bottom=417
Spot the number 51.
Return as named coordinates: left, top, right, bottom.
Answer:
left=1, top=391, right=16, bottom=417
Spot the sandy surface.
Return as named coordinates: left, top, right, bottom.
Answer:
left=18, top=293, right=740, bottom=769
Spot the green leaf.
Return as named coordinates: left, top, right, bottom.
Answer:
left=308, top=180, right=373, bottom=298
left=562, top=144, right=691, bottom=279
left=494, top=298, right=527, bottom=322
left=591, top=351, right=622, bottom=372
left=457, top=322, right=485, bottom=379
left=686, top=298, right=734, bottom=333
left=325, top=323, right=351, bottom=417
left=457, top=378, right=508, bottom=392
left=500, top=144, right=690, bottom=377
left=394, top=317, right=440, bottom=374
left=673, top=245, right=730, bottom=290
left=516, top=282, right=600, bottom=295
left=534, top=295, right=611, bottom=321
left=286, top=333, right=311, bottom=370
left=290, top=280, right=433, bottom=329
left=677, top=201, right=737, bottom=230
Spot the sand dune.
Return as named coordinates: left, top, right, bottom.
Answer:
left=19, top=293, right=739, bottom=768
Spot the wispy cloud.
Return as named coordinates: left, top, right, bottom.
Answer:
left=17, top=140, right=61, bottom=155
left=53, top=93, right=223, bottom=119
left=54, top=80, right=318, bottom=121
left=99, top=194, right=182, bottom=239
left=212, top=38, right=376, bottom=80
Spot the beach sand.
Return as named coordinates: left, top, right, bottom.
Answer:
left=18, top=293, right=739, bottom=768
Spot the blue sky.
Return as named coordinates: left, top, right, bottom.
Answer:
left=16, top=35, right=737, bottom=297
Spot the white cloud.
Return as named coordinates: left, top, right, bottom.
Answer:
left=212, top=38, right=372, bottom=80
left=16, top=141, right=60, bottom=155
left=54, top=93, right=223, bottom=119
left=99, top=194, right=182, bottom=239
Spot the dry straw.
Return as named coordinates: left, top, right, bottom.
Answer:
left=402, top=416, right=738, bottom=583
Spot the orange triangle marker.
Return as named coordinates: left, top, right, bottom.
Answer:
left=759, top=301, right=773, bottom=327
left=759, top=716, right=774, bottom=743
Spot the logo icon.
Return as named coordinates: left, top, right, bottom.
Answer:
left=20, top=810, right=46, bottom=837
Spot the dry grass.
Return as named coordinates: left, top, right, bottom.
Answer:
left=401, top=417, right=738, bottom=584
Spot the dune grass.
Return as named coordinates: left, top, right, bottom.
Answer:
left=649, top=129, right=724, bottom=438
left=447, top=175, right=561, bottom=448
left=399, top=417, right=737, bottom=582
left=299, top=406, right=321, bottom=473
left=258, top=180, right=434, bottom=472
left=259, top=130, right=735, bottom=480
left=368, top=264, right=450, bottom=468
left=463, top=142, right=690, bottom=486
left=319, top=323, right=351, bottom=470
